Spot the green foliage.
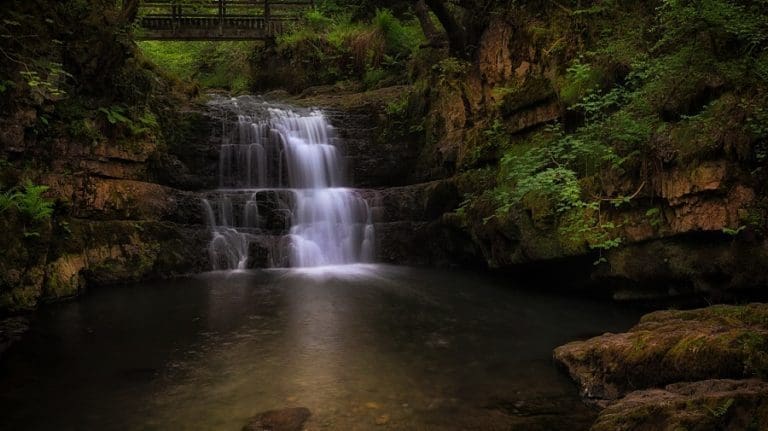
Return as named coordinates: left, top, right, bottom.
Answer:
left=273, top=8, right=424, bottom=86
left=382, top=91, right=424, bottom=142
left=305, top=9, right=334, bottom=31
left=137, top=41, right=255, bottom=92
left=486, top=0, right=768, bottom=263
left=483, top=119, right=509, bottom=149
left=645, top=207, right=663, bottom=228
left=559, top=59, right=603, bottom=105
left=705, top=397, right=734, bottom=419
left=363, top=67, right=388, bottom=88
left=0, top=79, right=15, bottom=94
left=722, top=225, right=747, bottom=236
left=493, top=84, right=643, bottom=255
left=98, top=106, right=158, bottom=137
left=99, top=106, right=130, bottom=125
left=0, top=180, right=54, bottom=224
left=15, top=181, right=54, bottom=223
left=433, top=57, right=469, bottom=77
left=370, top=9, right=422, bottom=57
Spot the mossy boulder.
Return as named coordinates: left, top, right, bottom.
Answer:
left=591, top=379, right=768, bottom=431
left=554, top=303, right=768, bottom=404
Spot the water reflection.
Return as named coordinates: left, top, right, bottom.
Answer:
left=0, top=266, right=642, bottom=430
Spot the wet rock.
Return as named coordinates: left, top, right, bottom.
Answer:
left=374, top=414, right=390, bottom=425
left=242, top=407, right=311, bottom=431
left=599, top=235, right=768, bottom=298
left=553, top=303, right=768, bottom=404
left=0, top=316, right=29, bottom=357
left=375, top=220, right=482, bottom=267
left=658, top=161, right=729, bottom=204
left=360, top=180, right=461, bottom=224
left=592, top=379, right=768, bottom=431
left=478, top=17, right=513, bottom=86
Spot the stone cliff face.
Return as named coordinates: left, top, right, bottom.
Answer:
left=0, top=0, right=218, bottom=312
left=309, top=5, right=767, bottom=301
left=0, top=106, right=214, bottom=312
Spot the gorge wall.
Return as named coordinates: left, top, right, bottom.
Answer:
left=267, top=0, right=768, bottom=301
left=0, top=0, right=216, bottom=312
left=2, top=0, right=767, bottom=314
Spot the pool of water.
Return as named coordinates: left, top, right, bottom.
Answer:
left=0, top=265, right=642, bottom=430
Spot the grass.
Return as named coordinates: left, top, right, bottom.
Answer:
left=137, top=40, right=258, bottom=93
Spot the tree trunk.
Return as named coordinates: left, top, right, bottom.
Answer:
left=424, top=0, right=469, bottom=57
left=414, top=0, right=446, bottom=48
left=120, top=0, right=140, bottom=24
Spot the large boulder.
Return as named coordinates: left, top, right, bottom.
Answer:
left=591, top=379, right=768, bottom=431
left=553, top=303, right=768, bottom=404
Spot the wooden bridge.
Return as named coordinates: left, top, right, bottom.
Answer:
left=136, top=0, right=314, bottom=40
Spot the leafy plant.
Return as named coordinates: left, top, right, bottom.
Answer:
left=0, top=180, right=55, bottom=223
left=723, top=225, right=746, bottom=236
left=0, top=79, right=14, bottom=94
left=99, top=106, right=131, bottom=125
left=559, top=59, right=603, bottom=105
left=645, top=207, right=664, bottom=228
left=705, top=397, right=734, bottom=419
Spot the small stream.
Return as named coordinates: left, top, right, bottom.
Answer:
left=0, top=266, right=641, bottom=430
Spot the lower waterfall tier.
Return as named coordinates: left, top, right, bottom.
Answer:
left=203, top=188, right=375, bottom=269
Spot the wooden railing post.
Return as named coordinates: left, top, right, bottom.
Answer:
left=171, top=1, right=180, bottom=31
left=264, top=0, right=271, bottom=20
left=218, top=0, right=224, bottom=36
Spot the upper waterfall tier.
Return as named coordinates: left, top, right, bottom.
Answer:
left=210, top=96, right=346, bottom=189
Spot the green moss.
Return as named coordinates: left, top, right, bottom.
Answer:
left=499, top=77, right=555, bottom=115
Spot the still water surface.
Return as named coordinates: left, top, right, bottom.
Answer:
left=0, top=265, right=642, bottom=430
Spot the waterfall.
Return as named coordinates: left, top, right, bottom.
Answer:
left=203, top=96, right=375, bottom=270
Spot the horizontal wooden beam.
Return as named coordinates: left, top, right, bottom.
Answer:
left=141, top=14, right=299, bottom=19
left=140, top=1, right=313, bottom=5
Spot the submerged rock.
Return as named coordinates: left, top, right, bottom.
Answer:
left=242, top=407, right=311, bottom=431
left=591, top=379, right=768, bottom=431
left=553, top=303, right=768, bottom=403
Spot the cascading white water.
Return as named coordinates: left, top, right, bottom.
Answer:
left=202, top=96, right=374, bottom=269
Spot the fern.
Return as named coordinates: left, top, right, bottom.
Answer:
left=1, top=181, right=55, bottom=223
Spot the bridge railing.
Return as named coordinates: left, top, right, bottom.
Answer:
left=136, top=0, right=314, bottom=39
left=139, top=0, right=315, bottom=18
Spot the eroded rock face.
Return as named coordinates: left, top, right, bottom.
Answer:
left=1, top=120, right=214, bottom=312
left=553, top=304, right=768, bottom=404
left=591, top=379, right=768, bottom=431
left=599, top=236, right=768, bottom=299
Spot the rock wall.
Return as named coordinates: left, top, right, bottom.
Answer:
left=312, top=5, right=768, bottom=301
left=0, top=109, right=214, bottom=312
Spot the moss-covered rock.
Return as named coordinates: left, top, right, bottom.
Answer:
left=554, top=304, right=768, bottom=404
left=591, top=379, right=768, bottom=431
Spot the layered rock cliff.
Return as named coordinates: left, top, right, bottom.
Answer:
left=272, top=0, right=768, bottom=301
left=0, top=0, right=214, bottom=312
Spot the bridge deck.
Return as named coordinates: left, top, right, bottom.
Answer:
left=136, top=0, right=313, bottom=41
